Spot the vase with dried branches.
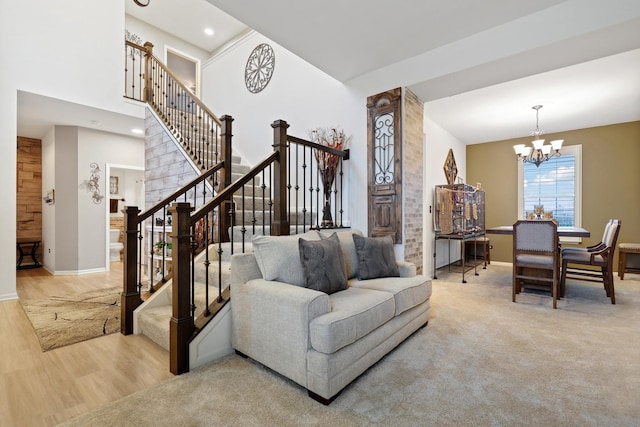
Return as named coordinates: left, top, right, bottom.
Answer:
left=309, top=127, right=351, bottom=228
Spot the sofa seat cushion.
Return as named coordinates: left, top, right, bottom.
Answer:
left=349, top=275, right=431, bottom=316
left=309, top=288, right=395, bottom=354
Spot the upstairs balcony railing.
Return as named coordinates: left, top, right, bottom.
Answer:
left=125, top=40, right=221, bottom=171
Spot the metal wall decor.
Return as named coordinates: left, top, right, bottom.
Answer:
left=80, top=162, right=105, bottom=204
left=443, top=149, right=458, bottom=185
left=373, top=112, right=395, bottom=184
left=133, top=0, right=150, bottom=6
left=245, top=43, right=275, bottom=93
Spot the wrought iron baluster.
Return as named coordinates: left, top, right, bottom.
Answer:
left=137, top=223, right=143, bottom=297
left=302, top=145, right=307, bottom=231
left=190, top=225, right=196, bottom=318
left=295, top=144, right=300, bottom=233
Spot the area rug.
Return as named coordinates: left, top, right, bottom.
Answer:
left=21, top=287, right=121, bottom=351
left=60, top=267, right=640, bottom=426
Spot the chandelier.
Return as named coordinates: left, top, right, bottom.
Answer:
left=513, top=105, right=563, bottom=167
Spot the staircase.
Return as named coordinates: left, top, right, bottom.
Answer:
left=134, top=157, right=309, bottom=358
left=122, top=40, right=349, bottom=374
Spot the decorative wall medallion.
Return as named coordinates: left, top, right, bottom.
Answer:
left=443, top=149, right=458, bottom=185
left=244, top=43, right=275, bottom=94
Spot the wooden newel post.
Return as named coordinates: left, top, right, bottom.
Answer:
left=219, top=115, right=234, bottom=242
left=169, top=202, right=194, bottom=375
left=143, top=41, right=154, bottom=104
left=271, top=119, right=290, bottom=236
left=122, top=206, right=142, bottom=335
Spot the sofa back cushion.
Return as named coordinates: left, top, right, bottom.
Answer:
left=252, top=231, right=320, bottom=286
left=299, top=233, right=347, bottom=294
left=318, top=229, right=363, bottom=280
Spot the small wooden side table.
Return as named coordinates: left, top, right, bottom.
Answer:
left=16, top=239, right=42, bottom=270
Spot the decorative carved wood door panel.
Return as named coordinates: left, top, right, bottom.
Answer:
left=367, top=88, right=402, bottom=243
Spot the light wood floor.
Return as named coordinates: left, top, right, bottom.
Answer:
left=1, top=263, right=174, bottom=427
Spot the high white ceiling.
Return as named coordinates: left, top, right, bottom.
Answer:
left=125, top=0, right=248, bottom=54
left=205, top=0, right=640, bottom=144
left=17, top=0, right=640, bottom=145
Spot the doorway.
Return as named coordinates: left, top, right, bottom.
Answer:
left=105, top=164, right=144, bottom=271
left=166, top=47, right=200, bottom=97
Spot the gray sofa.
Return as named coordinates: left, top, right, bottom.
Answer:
left=230, top=229, right=432, bottom=404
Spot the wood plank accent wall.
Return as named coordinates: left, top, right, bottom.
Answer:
left=16, top=137, right=43, bottom=261
left=403, top=89, right=424, bottom=274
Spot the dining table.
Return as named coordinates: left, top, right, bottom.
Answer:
left=486, top=225, right=590, bottom=238
left=486, top=224, right=590, bottom=297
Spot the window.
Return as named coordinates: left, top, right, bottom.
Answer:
left=518, top=144, right=582, bottom=242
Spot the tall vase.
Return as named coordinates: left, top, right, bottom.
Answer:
left=321, top=168, right=336, bottom=228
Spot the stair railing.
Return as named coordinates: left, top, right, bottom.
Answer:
left=169, top=119, right=349, bottom=374
left=125, top=39, right=350, bottom=374
left=125, top=40, right=222, bottom=171
left=121, top=115, right=234, bottom=336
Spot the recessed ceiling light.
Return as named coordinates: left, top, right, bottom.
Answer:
left=204, top=28, right=214, bottom=36
left=131, top=128, right=144, bottom=135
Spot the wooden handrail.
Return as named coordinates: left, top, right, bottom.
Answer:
left=128, top=40, right=222, bottom=128
left=287, top=135, right=350, bottom=159
left=191, top=152, right=278, bottom=224
left=137, top=162, right=223, bottom=224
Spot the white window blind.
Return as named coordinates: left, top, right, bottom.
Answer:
left=518, top=144, right=582, bottom=240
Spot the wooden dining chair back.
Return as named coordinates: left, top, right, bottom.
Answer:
left=512, top=219, right=560, bottom=308
left=561, top=219, right=612, bottom=256
left=560, top=220, right=621, bottom=304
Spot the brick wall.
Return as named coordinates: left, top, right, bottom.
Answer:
left=144, top=109, right=199, bottom=210
left=16, top=137, right=43, bottom=262
left=403, top=89, right=424, bottom=273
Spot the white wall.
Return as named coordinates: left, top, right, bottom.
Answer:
left=41, top=128, right=56, bottom=272
left=0, top=0, right=135, bottom=298
left=109, top=167, right=145, bottom=217
left=424, top=116, right=467, bottom=274
left=41, top=126, right=144, bottom=275
left=125, top=15, right=210, bottom=65
left=201, top=32, right=367, bottom=229
left=77, top=128, right=145, bottom=272
left=54, top=127, right=80, bottom=273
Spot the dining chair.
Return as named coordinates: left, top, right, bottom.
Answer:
left=561, top=219, right=612, bottom=256
left=513, top=219, right=560, bottom=309
left=560, top=220, right=621, bottom=304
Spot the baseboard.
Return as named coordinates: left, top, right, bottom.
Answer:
left=53, top=268, right=106, bottom=276
left=0, top=292, right=19, bottom=301
left=490, top=261, right=512, bottom=267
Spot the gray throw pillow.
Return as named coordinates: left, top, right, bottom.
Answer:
left=318, top=229, right=363, bottom=279
left=352, top=234, right=400, bottom=280
left=298, top=233, right=347, bottom=294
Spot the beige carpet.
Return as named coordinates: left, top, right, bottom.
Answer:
left=21, top=287, right=121, bottom=351
left=61, top=267, right=640, bottom=426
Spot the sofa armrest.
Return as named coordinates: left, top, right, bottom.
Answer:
left=230, top=252, right=263, bottom=286
left=231, top=278, right=330, bottom=387
left=397, top=261, right=416, bottom=278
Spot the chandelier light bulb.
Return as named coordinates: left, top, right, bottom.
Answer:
left=514, top=105, right=564, bottom=167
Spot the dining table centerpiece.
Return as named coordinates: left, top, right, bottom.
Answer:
left=309, top=127, right=351, bottom=228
